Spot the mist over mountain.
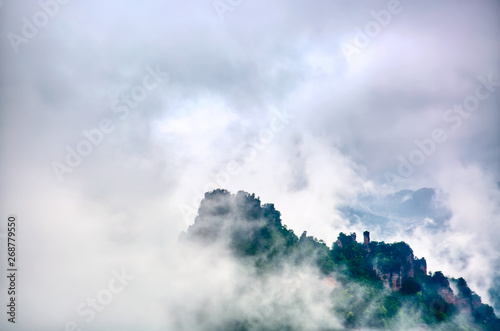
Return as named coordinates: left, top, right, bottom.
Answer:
left=183, top=189, right=499, bottom=330
left=1, top=1, right=499, bottom=330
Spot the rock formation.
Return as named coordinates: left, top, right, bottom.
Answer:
left=339, top=231, right=427, bottom=291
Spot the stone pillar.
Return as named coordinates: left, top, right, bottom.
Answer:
left=363, top=231, right=370, bottom=251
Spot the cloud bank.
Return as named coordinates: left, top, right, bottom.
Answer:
left=0, top=0, right=499, bottom=329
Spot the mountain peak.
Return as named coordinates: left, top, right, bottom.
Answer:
left=184, top=189, right=500, bottom=330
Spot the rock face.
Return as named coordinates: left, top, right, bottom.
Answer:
left=363, top=231, right=370, bottom=252
left=336, top=232, right=356, bottom=248
left=414, top=257, right=427, bottom=275
left=345, top=231, right=427, bottom=291
left=186, top=190, right=500, bottom=330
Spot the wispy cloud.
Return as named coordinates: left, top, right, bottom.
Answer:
left=0, top=0, right=499, bottom=328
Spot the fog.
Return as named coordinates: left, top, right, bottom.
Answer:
left=0, top=0, right=499, bottom=329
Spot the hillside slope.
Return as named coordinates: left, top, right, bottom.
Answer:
left=184, top=189, right=499, bottom=330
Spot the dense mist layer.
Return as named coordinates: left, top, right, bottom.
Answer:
left=180, top=189, right=500, bottom=330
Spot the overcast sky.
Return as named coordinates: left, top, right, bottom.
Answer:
left=1, top=0, right=499, bottom=329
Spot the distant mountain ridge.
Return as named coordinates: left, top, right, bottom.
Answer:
left=338, top=188, right=452, bottom=236
left=184, top=189, right=499, bottom=330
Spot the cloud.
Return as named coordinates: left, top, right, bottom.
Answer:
left=0, top=0, right=499, bottom=329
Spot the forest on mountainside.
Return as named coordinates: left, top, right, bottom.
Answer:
left=184, top=189, right=500, bottom=330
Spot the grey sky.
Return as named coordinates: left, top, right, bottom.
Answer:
left=0, top=0, right=499, bottom=329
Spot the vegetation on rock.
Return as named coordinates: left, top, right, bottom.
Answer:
left=185, top=189, right=500, bottom=330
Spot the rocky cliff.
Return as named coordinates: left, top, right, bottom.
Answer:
left=185, top=189, right=500, bottom=330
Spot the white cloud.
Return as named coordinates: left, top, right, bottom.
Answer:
left=0, top=0, right=499, bottom=328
